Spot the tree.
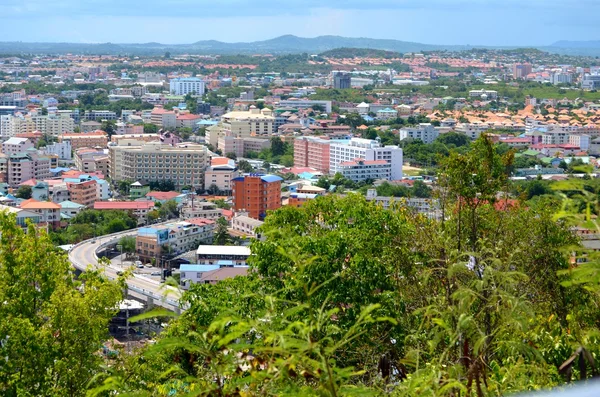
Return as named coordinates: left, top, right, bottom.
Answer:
left=436, top=131, right=470, bottom=147
left=0, top=213, right=122, bottom=395
left=262, top=161, right=271, bottom=171
left=225, top=152, right=237, bottom=160
left=270, top=137, right=286, bottom=156
left=119, top=236, right=136, bottom=258
left=213, top=199, right=231, bottom=209
left=411, top=180, right=432, bottom=198
left=158, top=200, right=179, bottom=219
left=214, top=217, right=230, bottom=245
left=101, top=120, right=117, bottom=138
left=206, top=183, right=220, bottom=195
left=15, top=185, right=32, bottom=199
left=279, top=154, right=294, bottom=167
left=143, top=123, right=158, bottom=134
left=237, top=159, right=253, bottom=173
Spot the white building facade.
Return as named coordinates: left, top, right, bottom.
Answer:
left=329, top=138, right=403, bottom=181
left=169, top=78, right=206, bottom=96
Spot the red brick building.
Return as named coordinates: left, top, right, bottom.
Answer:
left=232, top=174, right=282, bottom=220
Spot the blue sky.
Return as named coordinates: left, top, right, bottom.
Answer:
left=0, top=0, right=598, bottom=45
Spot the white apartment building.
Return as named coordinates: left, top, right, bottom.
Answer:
left=338, top=159, right=392, bottom=182
left=31, top=114, right=75, bottom=136
left=468, top=89, right=498, bottom=99
left=180, top=200, right=223, bottom=220
left=551, top=72, right=573, bottom=85
left=204, top=161, right=239, bottom=193
left=399, top=123, right=440, bottom=144
left=169, top=77, right=206, bottom=96
left=231, top=212, right=264, bottom=237
left=542, top=131, right=570, bottom=145
left=109, top=142, right=210, bottom=189
left=2, top=137, right=34, bottom=156
left=329, top=138, right=403, bottom=181
left=455, top=123, right=489, bottom=140
left=43, top=141, right=72, bottom=160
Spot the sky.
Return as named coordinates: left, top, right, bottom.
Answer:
left=0, top=0, right=598, bottom=46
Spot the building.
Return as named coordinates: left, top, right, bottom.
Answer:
left=294, top=136, right=333, bottom=174
left=83, top=110, right=117, bottom=121
left=1, top=137, right=34, bottom=156
left=145, top=191, right=183, bottom=204
left=66, top=179, right=98, bottom=207
left=130, top=181, right=150, bottom=199
left=74, top=148, right=109, bottom=175
left=231, top=211, right=263, bottom=237
left=58, top=131, right=108, bottom=151
left=277, top=100, right=332, bottom=113
left=180, top=199, right=223, bottom=220
left=136, top=219, right=215, bottom=261
left=582, top=74, right=600, bottom=90
left=288, top=193, right=319, bottom=208
left=169, top=77, right=206, bottom=96
left=570, top=134, right=591, bottom=151
left=338, top=159, right=392, bottom=182
left=513, top=63, right=532, bottom=79
left=468, top=89, right=498, bottom=100
left=43, top=141, right=72, bottom=160
left=93, top=201, right=155, bottom=224
left=329, top=138, right=403, bottom=181
left=376, top=108, right=398, bottom=119
left=333, top=71, right=351, bottom=89
left=108, top=142, right=210, bottom=190
left=551, top=72, right=573, bottom=85
left=399, top=123, right=440, bottom=144
left=7, top=151, right=52, bottom=187
left=19, top=198, right=61, bottom=229
left=176, top=113, right=202, bottom=129
left=232, top=174, right=283, bottom=220
left=196, top=245, right=251, bottom=266
left=150, top=107, right=177, bottom=129
left=179, top=265, right=248, bottom=288
left=59, top=200, right=86, bottom=218
left=81, top=120, right=102, bottom=133
left=206, top=107, right=275, bottom=148
left=204, top=158, right=238, bottom=194
left=0, top=204, right=42, bottom=227
left=365, top=189, right=441, bottom=219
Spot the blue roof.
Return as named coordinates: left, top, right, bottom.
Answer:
left=197, top=120, right=218, bottom=126
left=180, top=264, right=220, bottom=272
left=261, top=175, right=283, bottom=183
left=50, top=167, right=70, bottom=173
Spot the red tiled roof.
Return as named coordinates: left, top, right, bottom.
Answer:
left=94, top=201, right=155, bottom=210
left=20, top=198, right=60, bottom=210
left=176, top=113, right=201, bottom=120
left=186, top=218, right=216, bottom=226
left=145, top=191, right=181, bottom=201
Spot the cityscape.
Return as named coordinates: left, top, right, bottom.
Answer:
left=1, top=1, right=600, bottom=395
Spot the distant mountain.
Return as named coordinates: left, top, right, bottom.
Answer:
left=0, top=35, right=599, bottom=56
left=551, top=40, right=600, bottom=48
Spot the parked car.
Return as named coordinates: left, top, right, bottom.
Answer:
left=150, top=271, right=161, bottom=276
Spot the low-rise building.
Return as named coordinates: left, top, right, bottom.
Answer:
left=204, top=157, right=238, bottom=194
left=136, top=219, right=215, bottom=261
left=399, top=123, right=439, bottom=144
left=59, top=200, right=86, bottom=218
left=19, top=198, right=61, bottom=229
left=179, top=265, right=248, bottom=289
left=196, top=245, right=251, bottom=266
left=231, top=212, right=263, bottom=237
left=2, top=137, right=34, bottom=156
left=58, top=131, right=108, bottom=151
left=0, top=204, right=42, bottom=227
left=66, top=179, right=97, bottom=207
left=129, top=181, right=150, bottom=199
left=180, top=199, right=223, bottom=220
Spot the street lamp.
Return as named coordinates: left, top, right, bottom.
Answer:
left=116, top=244, right=123, bottom=266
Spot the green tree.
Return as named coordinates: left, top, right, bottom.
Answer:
left=237, top=159, right=253, bottom=173
left=0, top=213, right=122, bottom=395
left=143, top=123, right=158, bottom=134
left=119, top=235, right=136, bottom=258
left=100, top=120, right=117, bottom=138
left=411, top=180, right=432, bottom=198
left=15, top=185, right=32, bottom=199
left=225, top=152, right=237, bottom=160
left=270, top=137, right=287, bottom=156
left=213, top=217, right=230, bottom=245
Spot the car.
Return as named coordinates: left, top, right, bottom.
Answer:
left=150, top=271, right=161, bottom=276
left=116, top=271, right=123, bottom=276
left=136, top=264, right=144, bottom=268
left=134, top=260, right=142, bottom=266
left=145, top=264, right=152, bottom=268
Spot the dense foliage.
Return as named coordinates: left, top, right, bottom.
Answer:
left=87, top=136, right=600, bottom=396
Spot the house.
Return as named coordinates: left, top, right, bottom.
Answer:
left=145, top=191, right=184, bottom=204
left=196, top=245, right=251, bottom=265
left=18, top=198, right=61, bottom=229
left=130, top=181, right=150, bottom=199
left=0, top=204, right=42, bottom=227
left=59, top=200, right=86, bottom=219
left=179, top=265, right=248, bottom=288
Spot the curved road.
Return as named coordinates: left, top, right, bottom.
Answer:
left=68, top=229, right=182, bottom=311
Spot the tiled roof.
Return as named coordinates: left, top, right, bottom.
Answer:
left=94, top=201, right=155, bottom=210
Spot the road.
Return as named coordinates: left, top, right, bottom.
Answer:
left=68, top=229, right=182, bottom=312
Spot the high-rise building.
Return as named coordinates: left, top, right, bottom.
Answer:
left=513, top=63, right=532, bottom=79
left=551, top=72, right=573, bottom=85
left=232, top=174, right=283, bottom=220
left=294, top=136, right=333, bottom=174
left=333, top=71, right=351, bottom=89
left=169, top=77, right=206, bottom=96
left=582, top=74, right=600, bottom=90
left=108, top=142, right=210, bottom=189
left=329, top=138, right=403, bottom=181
